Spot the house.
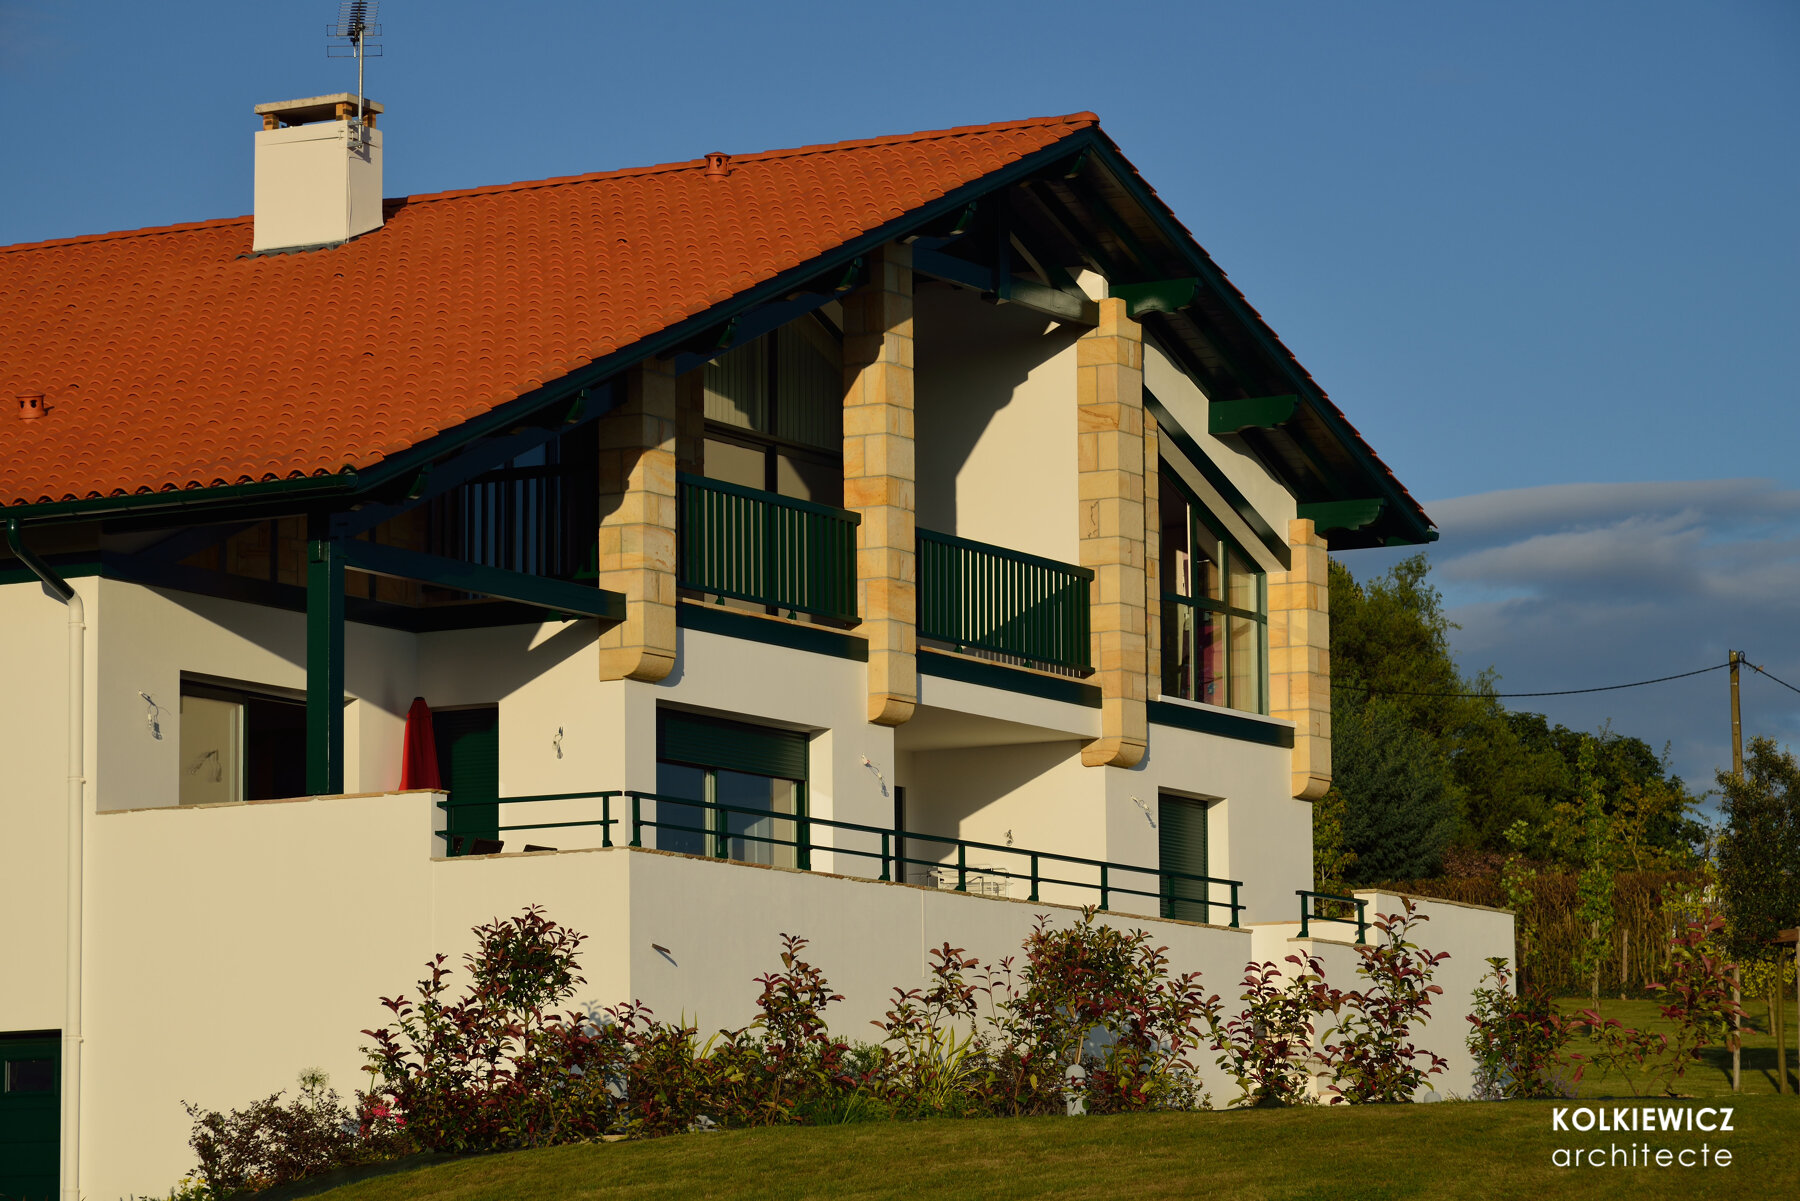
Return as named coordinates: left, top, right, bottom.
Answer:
left=0, top=98, right=1511, bottom=1198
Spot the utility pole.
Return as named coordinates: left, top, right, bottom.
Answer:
left=1728, top=650, right=1743, bottom=1094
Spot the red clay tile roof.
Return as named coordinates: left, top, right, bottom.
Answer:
left=0, top=113, right=1097, bottom=508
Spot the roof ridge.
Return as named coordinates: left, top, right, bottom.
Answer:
left=0, top=112, right=1098, bottom=255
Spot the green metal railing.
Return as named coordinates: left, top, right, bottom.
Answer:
left=677, top=473, right=860, bottom=623
left=1297, top=889, right=1369, bottom=943
left=438, top=789, right=1244, bottom=926
left=917, top=528, right=1093, bottom=673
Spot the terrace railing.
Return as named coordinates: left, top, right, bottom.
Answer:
left=439, top=789, right=1244, bottom=927
left=677, top=473, right=860, bottom=623
left=917, top=528, right=1093, bottom=674
left=1296, top=889, right=1369, bottom=943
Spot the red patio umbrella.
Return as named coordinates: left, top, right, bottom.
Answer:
left=399, top=697, right=442, bottom=790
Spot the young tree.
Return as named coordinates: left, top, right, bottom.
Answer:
left=1570, top=740, right=1617, bottom=1006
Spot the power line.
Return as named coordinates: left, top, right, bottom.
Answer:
left=1745, top=659, right=1800, bottom=698
left=1333, top=661, right=1731, bottom=700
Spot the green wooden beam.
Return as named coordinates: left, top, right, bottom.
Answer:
left=1110, top=278, right=1202, bottom=319
left=1209, top=395, right=1299, bottom=436
left=335, top=539, right=625, bottom=620
left=306, top=536, right=346, bottom=796
left=1297, top=499, right=1387, bottom=533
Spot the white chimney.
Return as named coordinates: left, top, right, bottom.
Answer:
left=251, top=94, right=384, bottom=253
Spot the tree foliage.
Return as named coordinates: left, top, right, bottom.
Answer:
left=1715, top=736, right=1800, bottom=964
left=1326, top=554, right=1701, bottom=873
left=1333, top=702, right=1455, bottom=883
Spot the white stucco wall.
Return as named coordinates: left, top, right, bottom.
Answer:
left=1248, top=891, right=1516, bottom=1102
left=70, top=792, right=1253, bottom=1198
left=0, top=577, right=96, bottom=1031
left=914, top=283, right=1082, bottom=566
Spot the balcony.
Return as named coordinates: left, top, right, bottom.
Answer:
left=677, top=473, right=860, bottom=623
left=917, top=529, right=1092, bottom=676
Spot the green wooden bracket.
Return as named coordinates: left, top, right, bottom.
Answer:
left=1062, top=148, right=1091, bottom=179
left=833, top=255, right=866, bottom=294
left=1110, top=278, right=1202, bottom=319
left=563, top=387, right=588, bottom=425
left=1297, top=499, right=1387, bottom=533
left=306, top=536, right=346, bottom=796
left=1209, top=395, right=1299, bottom=436
left=336, top=539, right=625, bottom=620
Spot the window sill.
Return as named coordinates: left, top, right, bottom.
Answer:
left=1148, top=696, right=1295, bottom=748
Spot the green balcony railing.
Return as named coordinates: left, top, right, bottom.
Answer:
left=677, top=473, right=860, bottom=623
left=917, top=528, right=1093, bottom=674
left=438, top=788, right=1245, bottom=926
left=1297, top=889, right=1369, bottom=943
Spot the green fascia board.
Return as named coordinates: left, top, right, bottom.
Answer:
left=1082, top=140, right=1436, bottom=547
left=335, top=540, right=624, bottom=621
left=677, top=602, right=869, bottom=661
left=1110, top=278, right=1202, bottom=319
left=1145, top=390, right=1290, bottom=570
left=1148, top=699, right=1295, bottom=748
left=1209, top=395, right=1298, bottom=436
left=1296, top=499, right=1386, bottom=533
left=918, top=647, right=1102, bottom=708
left=1, top=472, right=358, bottom=529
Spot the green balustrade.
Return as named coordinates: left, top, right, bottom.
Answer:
left=677, top=473, right=860, bottom=623
left=437, top=789, right=1245, bottom=927
left=917, top=528, right=1093, bottom=673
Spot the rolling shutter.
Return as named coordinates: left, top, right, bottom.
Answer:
left=658, top=712, right=808, bottom=781
left=1159, top=795, right=1210, bottom=923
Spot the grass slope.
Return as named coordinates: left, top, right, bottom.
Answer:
left=1556, top=995, right=1797, bottom=1097
left=309, top=1098, right=1798, bottom=1201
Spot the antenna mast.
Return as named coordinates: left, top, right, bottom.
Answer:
left=327, top=1, right=383, bottom=141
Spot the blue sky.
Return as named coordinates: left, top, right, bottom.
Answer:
left=3, top=0, right=1795, bottom=791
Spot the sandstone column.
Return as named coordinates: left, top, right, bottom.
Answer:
left=596, top=358, right=679, bottom=683
left=842, top=243, right=917, bottom=726
left=1077, top=297, right=1148, bottom=768
left=1268, top=518, right=1330, bottom=799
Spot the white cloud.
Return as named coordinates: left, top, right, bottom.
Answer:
left=1343, top=478, right=1800, bottom=794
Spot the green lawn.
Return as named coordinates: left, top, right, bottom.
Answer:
left=1556, top=995, right=1797, bottom=1098
left=305, top=1098, right=1799, bottom=1201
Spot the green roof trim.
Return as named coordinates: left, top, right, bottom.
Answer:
left=1209, top=395, right=1298, bottom=436
left=1297, top=499, right=1386, bottom=533
left=1110, top=278, right=1202, bottom=319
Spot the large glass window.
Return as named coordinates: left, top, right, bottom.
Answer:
left=703, top=316, right=844, bottom=506
left=654, top=712, right=808, bottom=868
left=178, top=680, right=306, bottom=804
left=1159, top=470, right=1267, bottom=713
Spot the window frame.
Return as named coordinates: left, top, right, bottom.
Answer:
left=1158, top=469, right=1269, bottom=715
left=177, top=676, right=308, bottom=805
left=702, top=313, right=845, bottom=502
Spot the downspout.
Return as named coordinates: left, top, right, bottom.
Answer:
left=6, top=520, right=85, bottom=1201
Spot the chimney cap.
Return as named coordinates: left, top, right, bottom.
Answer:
left=254, top=93, right=385, bottom=126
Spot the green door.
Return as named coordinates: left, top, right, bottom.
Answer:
left=1159, top=796, right=1210, bottom=923
left=434, top=707, right=499, bottom=853
left=0, top=1034, right=59, bottom=1201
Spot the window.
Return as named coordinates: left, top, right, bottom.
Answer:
left=1158, top=794, right=1211, bottom=923
left=1159, top=469, right=1267, bottom=713
left=655, top=712, right=808, bottom=868
left=179, top=680, right=306, bottom=804
left=703, top=316, right=844, bottom=506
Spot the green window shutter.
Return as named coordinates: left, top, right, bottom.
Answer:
left=434, top=707, right=499, bottom=845
left=1159, top=795, right=1210, bottom=923
left=658, top=711, right=808, bottom=780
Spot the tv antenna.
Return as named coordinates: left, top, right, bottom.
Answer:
left=326, top=1, right=382, bottom=142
